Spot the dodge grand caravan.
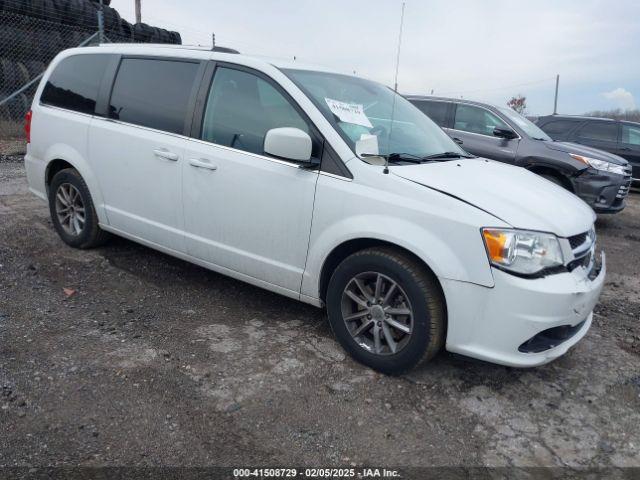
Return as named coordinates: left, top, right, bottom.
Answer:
left=25, top=45, right=605, bottom=373
left=407, top=96, right=632, bottom=213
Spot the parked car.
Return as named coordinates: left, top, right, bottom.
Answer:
left=25, top=45, right=605, bottom=373
left=406, top=96, right=632, bottom=213
left=536, top=115, right=640, bottom=183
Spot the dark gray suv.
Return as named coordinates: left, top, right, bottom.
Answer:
left=407, top=96, right=632, bottom=213
left=536, top=115, right=640, bottom=183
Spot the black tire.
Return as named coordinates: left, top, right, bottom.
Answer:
left=23, top=60, right=45, bottom=80
left=48, top=168, right=110, bottom=249
left=0, top=26, right=15, bottom=58
left=14, top=61, right=30, bottom=86
left=61, top=0, right=85, bottom=25
left=31, top=0, right=56, bottom=22
left=326, top=247, right=445, bottom=374
left=0, top=59, right=16, bottom=90
left=5, top=93, right=28, bottom=120
left=170, top=31, right=182, bottom=45
left=133, top=22, right=153, bottom=42
left=101, top=6, right=121, bottom=31
left=119, top=19, right=133, bottom=40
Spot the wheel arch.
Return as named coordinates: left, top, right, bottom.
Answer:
left=525, top=164, right=575, bottom=192
left=42, top=144, right=107, bottom=224
left=45, top=159, right=75, bottom=192
left=520, top=158, right=577, bottom=192
left=318, top=238, right=446, bottom=307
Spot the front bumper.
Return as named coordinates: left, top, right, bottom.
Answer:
left=442, top=251, right=606, bottom=367
left=572, top=169, right=630, bottom=213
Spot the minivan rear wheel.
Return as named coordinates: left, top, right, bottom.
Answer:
left=326, top=247, right=445, bottom=374
left=48, top=168, right=110, bottom=249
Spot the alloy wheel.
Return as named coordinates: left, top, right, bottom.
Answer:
left=55, top=183, right=86, bottom=236
left=340, top=272, right=414, bottom=355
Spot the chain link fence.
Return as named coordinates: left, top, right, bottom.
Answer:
left=0, top=0, right=181, bottom=152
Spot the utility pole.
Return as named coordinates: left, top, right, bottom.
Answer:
left=135, top=0, right=142, bottom=23
left=553, top=74, right=559, bottom=114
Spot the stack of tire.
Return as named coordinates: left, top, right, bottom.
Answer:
left=0, top=0, right=181, bottom=124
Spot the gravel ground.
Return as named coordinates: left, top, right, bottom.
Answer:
left=0, top=156, right=639, bottom=470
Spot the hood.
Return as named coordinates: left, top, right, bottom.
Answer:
left=545, top=141, right=628, bottom=165
left=392, top=158, right=595, bottom=237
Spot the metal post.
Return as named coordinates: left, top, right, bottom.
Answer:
left=212, top=33, right=215, bottom=50
left=553, top=74, right=559, bottom=114
left=97, top=0, right=104, bottom=43
left=135, top=0, right=142, bottom=23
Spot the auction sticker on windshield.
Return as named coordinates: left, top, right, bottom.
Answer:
left=325, top=98, right=373, bottom=128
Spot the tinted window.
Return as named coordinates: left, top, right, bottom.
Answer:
left=412, top=100, right=449, bottom=126
left=576, top=122, right=618, bottom=142
left=454, top=104, right=509, bottom=136
left=41, top=54, right=110, bottom=114
left=538, top=120, right=576, bottom=136
left=109, top=58, right=199, bottom=134
left=201, top=67, right=309, bottom=156
left=622, top=124, right=640, bottom=146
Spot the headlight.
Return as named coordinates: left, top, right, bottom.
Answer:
left=570, top=154, right=627, bottom=176
left=482, top=228, right=564, bottom=275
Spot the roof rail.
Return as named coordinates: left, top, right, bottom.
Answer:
left=212, top=46, right=240, bottom=54
left=98, top=43, right=239, bottom=54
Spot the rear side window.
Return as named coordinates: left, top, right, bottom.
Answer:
left=576, top=122, right=618, bottom=142
left=622, top=124, right=640, bottom=146
left=109, top=58, right=200, bottom=135
left=538, top=120, right=576, bottom=137
left=41, top=54, right=110, bottom=115
left=412, top=100, right=449, bottom=126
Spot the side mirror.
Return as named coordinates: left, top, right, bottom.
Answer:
left=493, top=127, right=518, bottom=140
left=264, top=127, right=312, bottom=162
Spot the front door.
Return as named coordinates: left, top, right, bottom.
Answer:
left=445, top=103, right=519, bottom=163
left=182, top=64, right=321, bottom=294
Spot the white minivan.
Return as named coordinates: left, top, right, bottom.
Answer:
left=25, top=45, right=605, bottom=373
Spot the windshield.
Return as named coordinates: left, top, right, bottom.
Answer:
left=497, top=107, right=551, bottom=141
left=282, top=69, right=466, bottom=160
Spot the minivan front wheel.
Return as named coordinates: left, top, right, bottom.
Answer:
left=48, top=168, right=109, bottom=249
left=326, top=247, right=445, bottom=374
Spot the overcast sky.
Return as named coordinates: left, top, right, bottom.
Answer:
left=110, top=0, right=639, bottom=115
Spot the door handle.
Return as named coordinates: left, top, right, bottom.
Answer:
left=453, top=137, right=463, bottom=145
left=153, top=149, right=179, bottom=161
left=189, top=158, right=218, bottom=171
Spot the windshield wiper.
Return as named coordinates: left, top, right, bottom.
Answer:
left=361, top=152, right=423, bottom=164
left=532, top=137, right=548, bottom=141
left=421, top=152, right=476, bottom=161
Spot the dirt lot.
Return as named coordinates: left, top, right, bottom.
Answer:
left=1, top=155, right=639, bottom=471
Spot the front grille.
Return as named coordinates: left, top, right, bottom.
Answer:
left=568, top=232, right=587, bottom=249
left=617, top=166, right=633, bottom=199
left=568, top=250, right=592, bottom=271
left=566, top=229, right=596, bottom=274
